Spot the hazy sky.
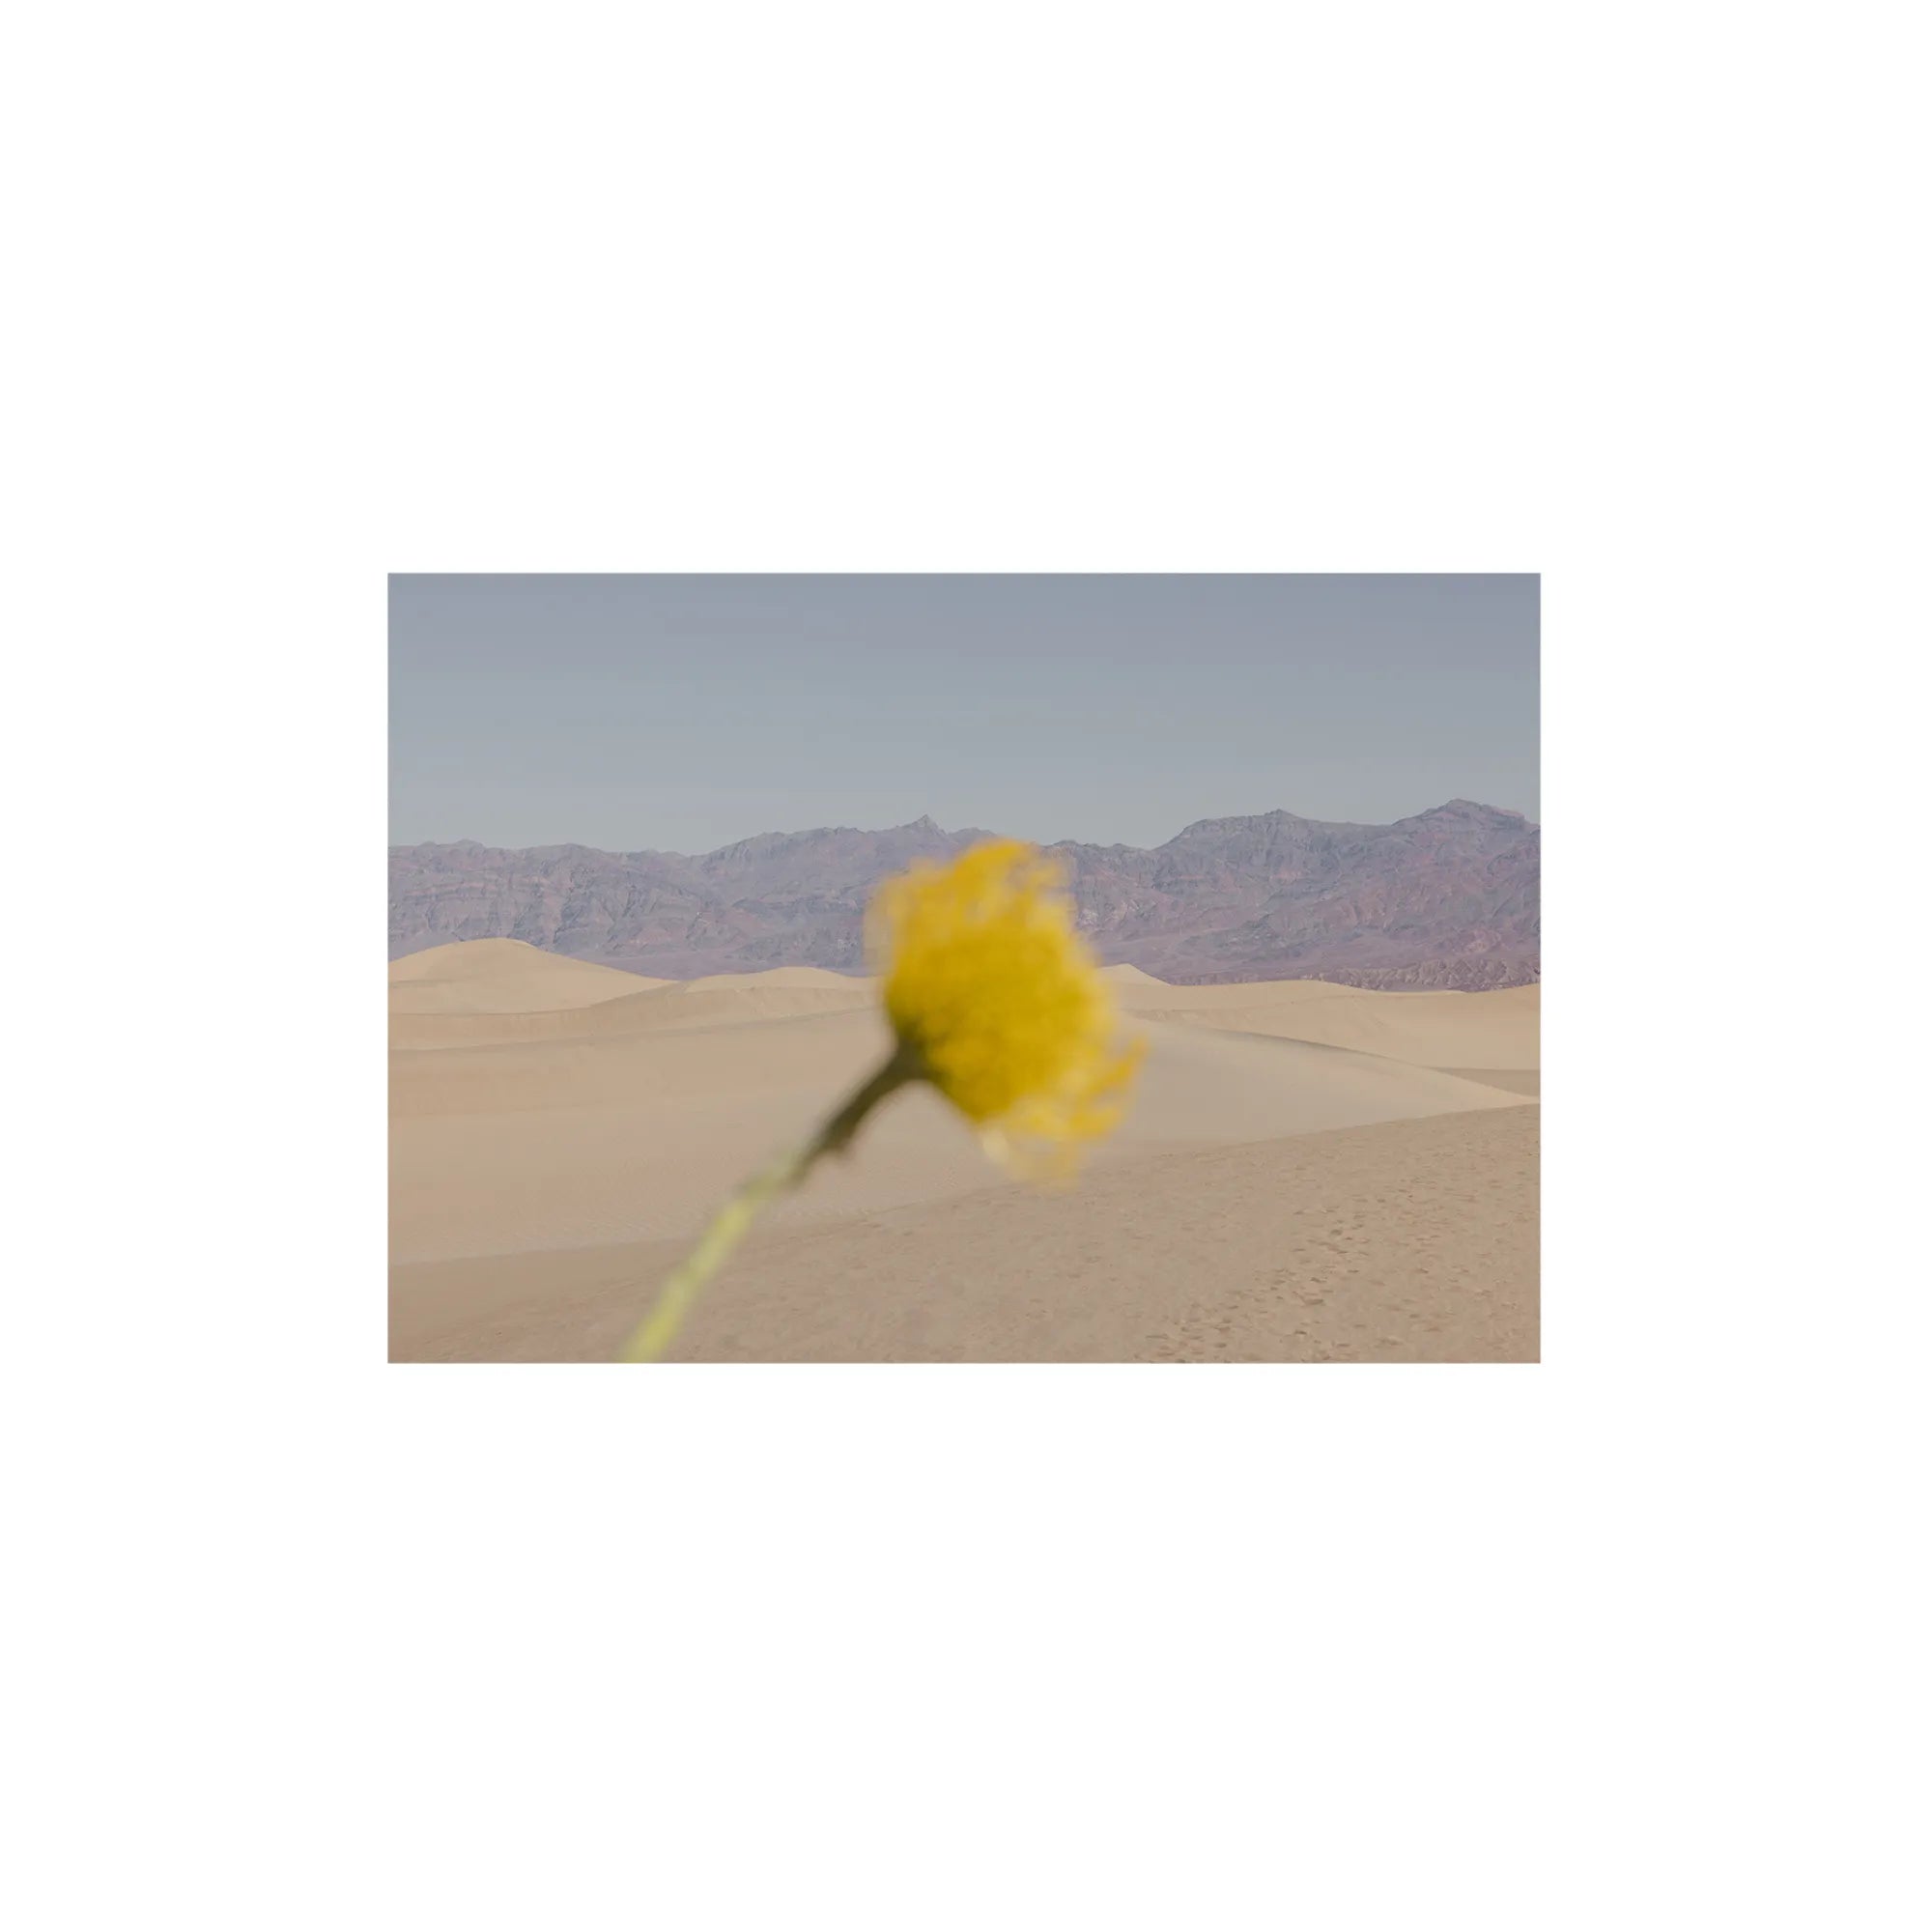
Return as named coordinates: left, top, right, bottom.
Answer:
left=390, top=575, right=1538, bottom=852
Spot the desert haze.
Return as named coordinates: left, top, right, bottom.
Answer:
left=390, top=939, right=1539, bottom=1362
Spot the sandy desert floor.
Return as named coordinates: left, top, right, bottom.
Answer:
left=389, top=940, right=1539, bottom=1362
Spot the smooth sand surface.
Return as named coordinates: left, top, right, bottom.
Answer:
left=389, top=980, right=877, bottom=1051
left=390, top=944, right=1539, bottom=1361
left=1108, top=975, right=1541, bottom=1070
left=389, top=939, right=668, bottom=1015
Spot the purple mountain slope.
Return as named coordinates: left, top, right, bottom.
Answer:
left=388, top=801, right=1539, bottom=989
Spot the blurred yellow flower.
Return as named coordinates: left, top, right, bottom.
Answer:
left=619, top=837, right=1142, bottom=1359
left=869, top=838, right=1144, bottom=1176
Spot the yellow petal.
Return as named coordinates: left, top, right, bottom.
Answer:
left=870, top=839, right=1143, bottom=1175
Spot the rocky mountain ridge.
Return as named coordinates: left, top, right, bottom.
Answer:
left=389, top=800, right=1540, bottom=989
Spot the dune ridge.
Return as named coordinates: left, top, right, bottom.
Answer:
left=1111, top=979, right=1539, bottom=1070
left=387, top=938, right=667, bottom=1015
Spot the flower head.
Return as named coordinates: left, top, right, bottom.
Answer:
left=867, top=838, right=1143, bottom=1176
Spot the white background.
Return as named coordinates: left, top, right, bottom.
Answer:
left=6, top=3, right=1925, bottom=1928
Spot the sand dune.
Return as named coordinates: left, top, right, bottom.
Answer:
left=387, top=938, right=666, bottom=1015
left=389, top=941, right=1539, bottom=1360
left=387, top=945, right=873, bottom=1046
left=683, top=967, right=870, bottom=990
left=1111, top=975, right=1359, bottom=1008
left=391, top=1004, right=1523, bottom=1129
left=1112, top=977, right=1540, bottom=1070
left=390, top=980, right=877, bottom=1051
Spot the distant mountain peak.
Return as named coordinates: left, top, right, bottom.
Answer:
left=1402, top=798, right=1533, bottom=830
left=391, top=800, right=1538, bottom=989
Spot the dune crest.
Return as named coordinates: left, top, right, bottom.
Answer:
left=390, top=967, right=876, bottom=1050
left=1112, top=978, right=1539, bottom=1070
left=388, top=938, right=667, bottom=1015
left=683, top=967, right=871, bottom=990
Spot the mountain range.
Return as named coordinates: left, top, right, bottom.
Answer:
left=389, top=801, right=1538, bottom=990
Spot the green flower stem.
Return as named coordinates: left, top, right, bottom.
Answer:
left=616, top=1043, right=923, bottom=1362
